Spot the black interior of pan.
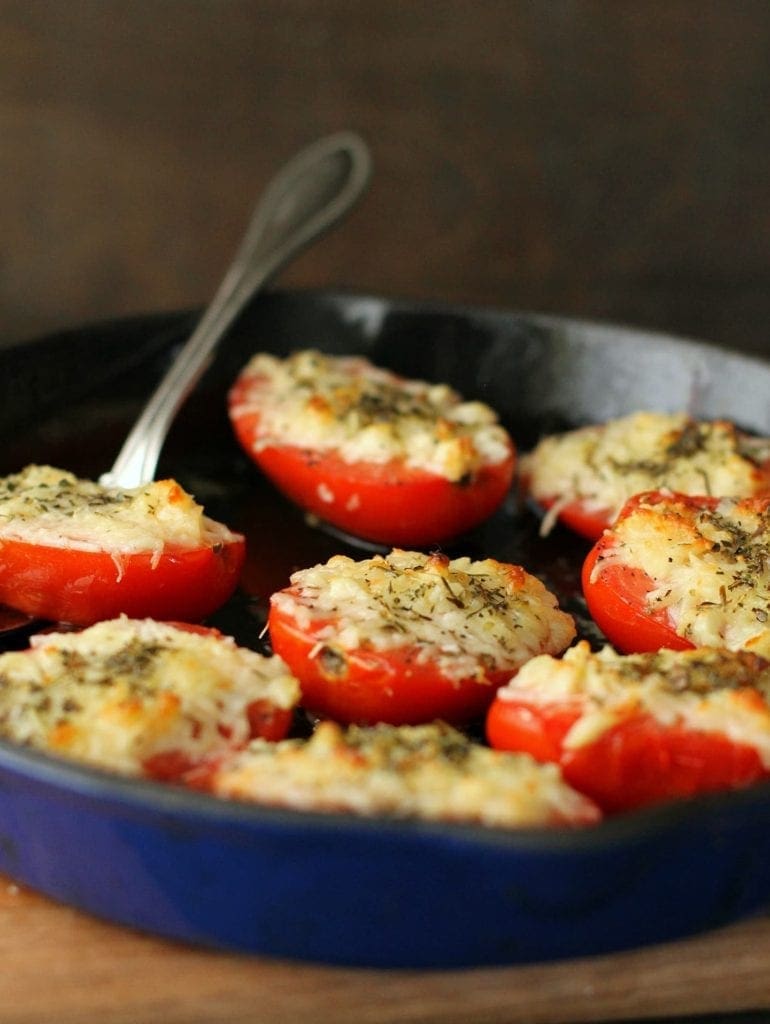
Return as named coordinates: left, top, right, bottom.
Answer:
left=3, top=289, right=770, bottom=669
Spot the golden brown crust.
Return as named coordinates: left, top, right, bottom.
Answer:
left=210, top=720, right=601, bottom=828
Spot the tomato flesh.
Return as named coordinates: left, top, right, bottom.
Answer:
left=582, top=539, right=693, bottom=654
left=0, top=535, right=245, bottom=625
left=267, top=600, right=511, bottom=725
left=229, top=374, right=515, bottom=546
left=486, top=697, right=767, bottom=813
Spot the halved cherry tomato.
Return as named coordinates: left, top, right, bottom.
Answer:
left=228, top=358, right=515, bottom=546
left=0, top=535, right=245, bottom=625
left=267, top=603, right=514, bottom=725
left=486, top=696, right=767, bottom=813
left=581, top=540, right=693, bottom=654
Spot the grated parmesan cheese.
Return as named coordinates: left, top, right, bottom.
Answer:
left=0, top=617, right=300, bottom=776
left=495, top=641, right=770, bottom=764
left=228, top=349, right=512, bottom=482
left=522, top=412, right=770, bottom=531
left=596, top=494, right=770, bottom=655
left=0, top=465, right=240, bottom=556
left=210, top=720, right=601, bottom=828
left=270, top=548, right=576, bottom=681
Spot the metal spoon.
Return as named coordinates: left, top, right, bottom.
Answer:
left=0, top=132, right=371, bottom=640
left=101, top=130, right=371, bottom=489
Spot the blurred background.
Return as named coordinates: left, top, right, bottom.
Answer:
left=2, top=0, right=769, bottom=355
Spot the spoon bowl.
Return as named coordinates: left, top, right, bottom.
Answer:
left=101, top=131, right=371, bottom=490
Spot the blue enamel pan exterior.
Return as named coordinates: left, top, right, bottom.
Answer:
left=0, top=290, right=769, bottom=968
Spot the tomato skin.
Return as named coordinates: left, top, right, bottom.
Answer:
left=136, top=628, right=292, bottom=783
left=229, top=375, right=515, bottom=546
left=267, top=599, right=511, bottom=725
left=142, top=701, right=292, bottom=784
left=486, top=697, right=580, bottom=764
left=581, top=541, right=693, bottom=654
left=245, top=699, right=294, bottom=742
left=486, top=697, right=768, bottom=813
left=143, top=749, right=199, bottom=783
left=0, top=535, right=246, bottom=625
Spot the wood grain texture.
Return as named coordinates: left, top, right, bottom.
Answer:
left=1, top=874, right=769, bottom=1024
left=1, top=1, right=769, bottom=356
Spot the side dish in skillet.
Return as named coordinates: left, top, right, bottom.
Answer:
left=227, top=349, right=516, bottom=546
left=205, top=719, right=601, bottom=828
left=267, top=548, right=576, bottom=725
left=522, top=412, right=770, bottom=540
left=582, top=491, right=770, bottom=656
left=6, top=383, right=770, bottom=827
left=0, top=618, right=599, bottom=830
left=0, top=617, right=300, bottom=779
left=0, top=465, right=245, bottom=624
left=486, top=641, right=770, bottom=813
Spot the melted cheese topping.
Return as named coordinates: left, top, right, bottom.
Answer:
left=523, top=412, right=770, bottom=531
left=230, top=349, right=512, bottom=481
left=594, top=494, right=770, bottom=655
left=496, top=641, right=770, bottom=762
left=210, top=720, right=600, bottom=828
left=0, top=465, right=239, bottom=556
left=271, top=548, right=576, bottom=681
left=0, top=618, right=300, bottom=776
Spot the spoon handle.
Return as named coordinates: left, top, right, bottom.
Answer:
left=101, top=131, right=371, bottom=489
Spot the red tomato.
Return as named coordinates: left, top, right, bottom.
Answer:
left=142, top=699, right=293, bottom=784
left=581, top=540, right=693, bottom=654
left=136, top=623, right=292, bottom=782
left=524, top=414, right=770, bottom=542
left=0, top=535, right=245, bottom=626
left=486, top=696, right=767, bottom=813
left=267, top=601, right=513, bottom=726
left=228, top=367, right=515, bottom=547
left=245, top=699, right=294, bottom=742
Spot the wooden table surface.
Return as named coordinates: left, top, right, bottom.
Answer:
left=2, top=874, right=768, bottom=1024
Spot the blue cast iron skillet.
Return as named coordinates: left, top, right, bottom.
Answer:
left=1, top=289, right=769, bottom=969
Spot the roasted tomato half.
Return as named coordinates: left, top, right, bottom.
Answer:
left=486, top=642, right=770, bottom=813
left=0, top=617, right=300, bottom=782
left=522, top=412, right=770, bottom=541
left=0, top=466, right=245, bottom=625
left=267, top=548, right=575, bottom=725
left=582, top=490, right=770, bottom=656
left=228, top=349, right=516, bottom=546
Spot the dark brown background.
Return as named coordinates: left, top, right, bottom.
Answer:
left=2, top=1, right=769, bottom=355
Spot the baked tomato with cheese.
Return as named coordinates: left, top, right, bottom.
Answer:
left=0, top=617, right=300, bottom=780
left=207, top=720, right=601, bottom=829
left=486, top=642, right=770, bottom=813
left=267, top=548, right=576, bottom=725
left=582, top=490, right=770, bottom=656
left=227, top=349, right=516, bottom=546
left=0, top=465, right=245, bottom=625
left=522, top=412, right=770, bottom=540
